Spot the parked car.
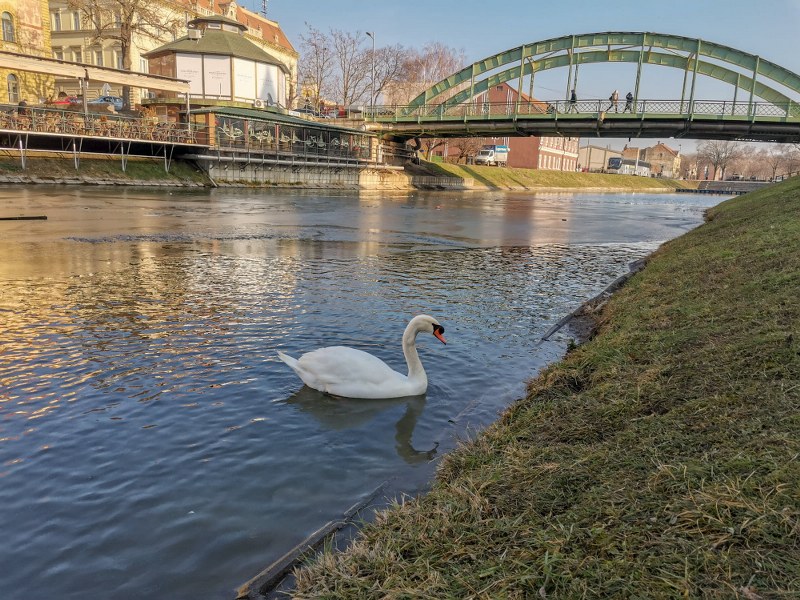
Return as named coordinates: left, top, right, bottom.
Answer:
left=88, top=95, right=124, bottom=111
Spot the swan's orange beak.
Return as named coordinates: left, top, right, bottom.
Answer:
left=433, top=328, right=447, bottom=345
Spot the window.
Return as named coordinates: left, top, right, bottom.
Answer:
left=52, top=11, right=61, bottom=32
left=94, top=49, right=103, bottom=66
left=53, top=48, right=63, bottom=61
left=7, top=74, right=19, bottom=103
left=73, top=48, right=82, bottom=63
left=139, top=58, right=149, bottom=73
left=2, top=11, right=15, bottom=42
left=73, top=12, right=81, bottom=30
left=115, top=51, right=123, bottom=69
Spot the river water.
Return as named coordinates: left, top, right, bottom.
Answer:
left=0, top=186, right=722, bottom=599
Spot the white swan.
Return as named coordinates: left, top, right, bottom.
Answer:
left=277, top=315, right=446, bottom=399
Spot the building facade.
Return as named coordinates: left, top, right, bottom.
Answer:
left=0, top=0, right=53, bottom=104
left=47, top=0, right=295, bottom=106
left=644, top=142, right=681, bottom=178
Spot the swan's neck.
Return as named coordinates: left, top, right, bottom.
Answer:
left=402, top=323, right=427, bottom=383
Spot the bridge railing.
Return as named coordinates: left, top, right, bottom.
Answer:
left=363, top=99, right=800, bottom=121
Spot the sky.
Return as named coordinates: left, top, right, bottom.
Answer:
left=251, top=0, right=800, bottom=152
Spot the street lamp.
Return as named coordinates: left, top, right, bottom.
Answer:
left=366, top=31, right=375, bottom=115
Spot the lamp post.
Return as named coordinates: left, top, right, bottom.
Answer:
left=366, top=31, right=375, bottom=116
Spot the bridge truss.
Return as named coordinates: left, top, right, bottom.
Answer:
left=368, top=32, right=800, bottom=143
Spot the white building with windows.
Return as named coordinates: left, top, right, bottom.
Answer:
left=144, top=15, right=288, bottom=107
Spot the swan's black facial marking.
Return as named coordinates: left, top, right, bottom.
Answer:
left=432, top=323, right=447, bottom=344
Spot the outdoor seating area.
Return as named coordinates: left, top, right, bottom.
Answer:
left=0, top=103, right=198, bottom=144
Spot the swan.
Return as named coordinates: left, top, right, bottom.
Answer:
left=277, top=315, right=446, bottom=399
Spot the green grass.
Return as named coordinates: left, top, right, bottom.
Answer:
left=293, top=178, right=800, bottom=598
left=420, top=160, right=696, bottom=191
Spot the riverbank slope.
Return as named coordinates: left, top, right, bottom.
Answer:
left=293, top=178, right=799, bottom=597
left=414, top=160, right=698, bottom=191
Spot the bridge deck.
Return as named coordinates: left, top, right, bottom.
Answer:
left=369, top=99, right=800, bottom=143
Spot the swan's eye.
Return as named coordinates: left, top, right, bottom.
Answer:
left=434, top=324, right=444, bottom=334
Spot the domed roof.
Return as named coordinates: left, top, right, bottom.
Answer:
left=143, top=24, right=288, bottom=72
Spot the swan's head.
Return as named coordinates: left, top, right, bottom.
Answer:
left=410, top=314, right=447, bottom=345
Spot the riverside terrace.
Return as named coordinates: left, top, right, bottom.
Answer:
left=0, top=103, right=385, bottom=174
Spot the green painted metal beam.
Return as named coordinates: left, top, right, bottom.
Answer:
left=407, top=31, right=800, bottom=109
left=431, top=49, right=796, bottom=114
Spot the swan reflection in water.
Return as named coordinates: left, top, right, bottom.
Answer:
left=283, top=386, right=438, bottom=465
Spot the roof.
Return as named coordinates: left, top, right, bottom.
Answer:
left=144, top=29, right=288, bottom=72
left=191, top=106, right=372, bottom=135
left=651, top=142, right=678, bottom=156
left=174, top=0, right=296, bottom=55
left=188, top=15, right=246, bottom=31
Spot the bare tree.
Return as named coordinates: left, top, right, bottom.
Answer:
left=450, top=137, right=483, bottom=164
left=763, top=145, right=786, bottom=181
left=372, top=44, right=410, bottom=105
left=783, top=146, right=800, bottom=176
left=697, top=140, right=742, bottom=180
left=67, top=0, right=183, bottom=109
left=420, top=138, right=445, bottom=161
left=329, top=29, right=371, bottom=107
left=297, top=24, right=334, bottom=111
left=385, top=42, right=466, bottom=105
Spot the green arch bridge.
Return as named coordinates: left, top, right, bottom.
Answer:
left=364, top=32, right=800, bottom=143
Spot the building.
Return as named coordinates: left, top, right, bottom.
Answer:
left=644, top=142, right=681, bottom=178
left=439, top=82, right=579, bottom=171
left=47, top=0, right=295, bottom=106
left=578, top=144, right=623, bottom=172
left=144, top=15, right=288, bottom=107
left=1, top=0, right=53, bottom=104
left=621, top=142, right=682, bottom=177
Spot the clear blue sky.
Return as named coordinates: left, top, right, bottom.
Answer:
left=251, top=0, right=800, bottom=152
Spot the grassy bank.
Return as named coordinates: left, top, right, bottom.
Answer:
left=0, top=157, right=210, bottom=186
left=293, top=178, right=799, bottom=597
left=419, top=160, right=697, bottom=191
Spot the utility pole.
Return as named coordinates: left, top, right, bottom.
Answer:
left=366, top=32, right=376, bottom=114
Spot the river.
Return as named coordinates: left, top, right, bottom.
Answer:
left=0, top=186, right=723, bottom=599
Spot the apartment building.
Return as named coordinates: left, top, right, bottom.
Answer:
left=0, top=0, right=53, bottom=104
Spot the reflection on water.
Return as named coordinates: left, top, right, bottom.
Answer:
left=0, top=186, right=722, bottom=599
left=284, top=388, right=438, bottom=465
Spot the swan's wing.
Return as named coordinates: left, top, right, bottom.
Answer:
left=296, top=346, right=401, bottom=388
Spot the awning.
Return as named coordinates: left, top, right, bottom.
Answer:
left=0, top=50, right=190, bottom=94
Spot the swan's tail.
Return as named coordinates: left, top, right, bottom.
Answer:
left=277, top=351, right=299, bottom=370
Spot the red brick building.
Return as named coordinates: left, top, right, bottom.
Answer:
left=437, top=82, right=579, bottom=171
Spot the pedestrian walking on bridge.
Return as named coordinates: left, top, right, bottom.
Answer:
left=607, top=89, right=619, bottom=112
left=568, top=89, right=579, bottom=113
left=623, top=91, right=634, bottom=113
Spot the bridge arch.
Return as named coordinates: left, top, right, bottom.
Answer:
left=408, top=32, right=800, bottom=114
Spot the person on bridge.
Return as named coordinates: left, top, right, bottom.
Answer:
left=568, top=89, right=579, bottom=113
left=607, top=90, right=619, bottom=112
left=623, top=91, right=634, bottom=113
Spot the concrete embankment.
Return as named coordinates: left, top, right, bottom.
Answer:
left=1, top=156, right=700, bottom=192
left=289, top=177, right=800, bottom=598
